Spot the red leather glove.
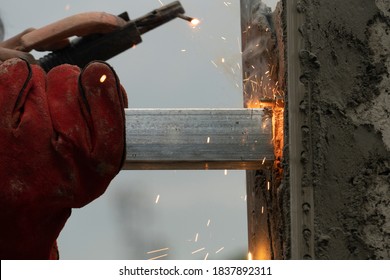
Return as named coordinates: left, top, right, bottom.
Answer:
left=0, top=58, right=126, bottom=259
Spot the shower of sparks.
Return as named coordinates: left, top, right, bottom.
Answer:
left=99, top=74, right=107, bottom=83
left=215, top=247, right=224, bottom=254
left=204, top=253, right=209, bottom=260
left=147, top=248, right=169, bottom=254
left=224, top=169, right=228, bottom=176
left=195, top=233, right=199, bottom=242
left=192, top=247, right=205, bottom=255
left=207, top=219, right=211, bottom=227
left=155, top=194, right=160, bottom=204
left=148, top=254, right=168, bottom=260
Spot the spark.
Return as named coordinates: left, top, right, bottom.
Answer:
left=207, top=219, right=211, bottom=227
left=262, top=157, right=267, bottom=165
left=215, top=247, right=224, bottom=254
left=207, top=137, right=211, bottom=143
left=192, top=247, right=205, bottom=254
left=237, top=62, right=241, bottom=70
left=204, top=253, right=209, bottom=260
left=251, top=65, right=255, bottom=69
left=248, top=252, right=253, bottom=260
left=195, top=233, right=199, bottom=242
left=158, top=0, right=164, bottom=6
left=181, top=49, right=187, bottom=52
left=221, top=36, right=226, bottom=40
left=224, top=169, right=228, bottom=176
left=261, top=206, right=264, bottom=214
left=211, top=60, right=218, bottom=68
left=221, top=58, right=225, bottom=63
left=244, top=195, right=247, bottom=201
left=147, top=247, right=169, bottom=254
left=267, top=181, right=271, bottom=191
left=148, top=254, right=168, bottom=260
left=155, top=194, right=160, bottom=204
left=99, top=74, right=107, bottom=83
left=65, top=4, right=71, bottom=11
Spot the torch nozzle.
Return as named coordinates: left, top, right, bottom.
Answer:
left=178, top=14, right=200, bottom=26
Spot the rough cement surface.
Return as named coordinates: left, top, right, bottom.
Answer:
left=299, top=0, right=390, bottom=259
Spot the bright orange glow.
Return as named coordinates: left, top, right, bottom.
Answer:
left=256, top=243, right=271, bottom=260
left=246, top=99, right=274, bottom=109
left=245, top=96, right=285, bottom=162
left=190, top=18, right=200, bottom=27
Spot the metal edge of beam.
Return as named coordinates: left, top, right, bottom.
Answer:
left=287, top=1, right=315, bottom=259
left=122, top=108, right=274, bottom=170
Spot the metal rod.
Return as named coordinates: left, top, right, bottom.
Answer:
left=123, top=108, right=273, bottom=170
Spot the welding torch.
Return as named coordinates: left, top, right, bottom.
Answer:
left=32, top=1, right=187, bottom=72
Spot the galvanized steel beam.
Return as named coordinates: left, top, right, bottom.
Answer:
left=122, top=108, right=273, bottom=170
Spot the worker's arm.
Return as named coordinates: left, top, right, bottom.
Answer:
left=0, top=29, right=37, bottom=63
left=0, top=1, right=186, bottom=71
left=0, top=12, right=127, bottom=64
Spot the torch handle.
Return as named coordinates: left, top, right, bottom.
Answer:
left=38, top=1, right=185, bottom=72
left=38, top=21, right=141, bottom=72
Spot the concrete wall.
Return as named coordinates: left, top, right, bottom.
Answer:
left=293, top=0, right=390, bottom=259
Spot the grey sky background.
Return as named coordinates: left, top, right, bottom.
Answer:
left=1, top=0, right=277, bottom=259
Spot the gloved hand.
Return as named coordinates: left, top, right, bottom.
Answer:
left=0, top=58, right=126, bottom=259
